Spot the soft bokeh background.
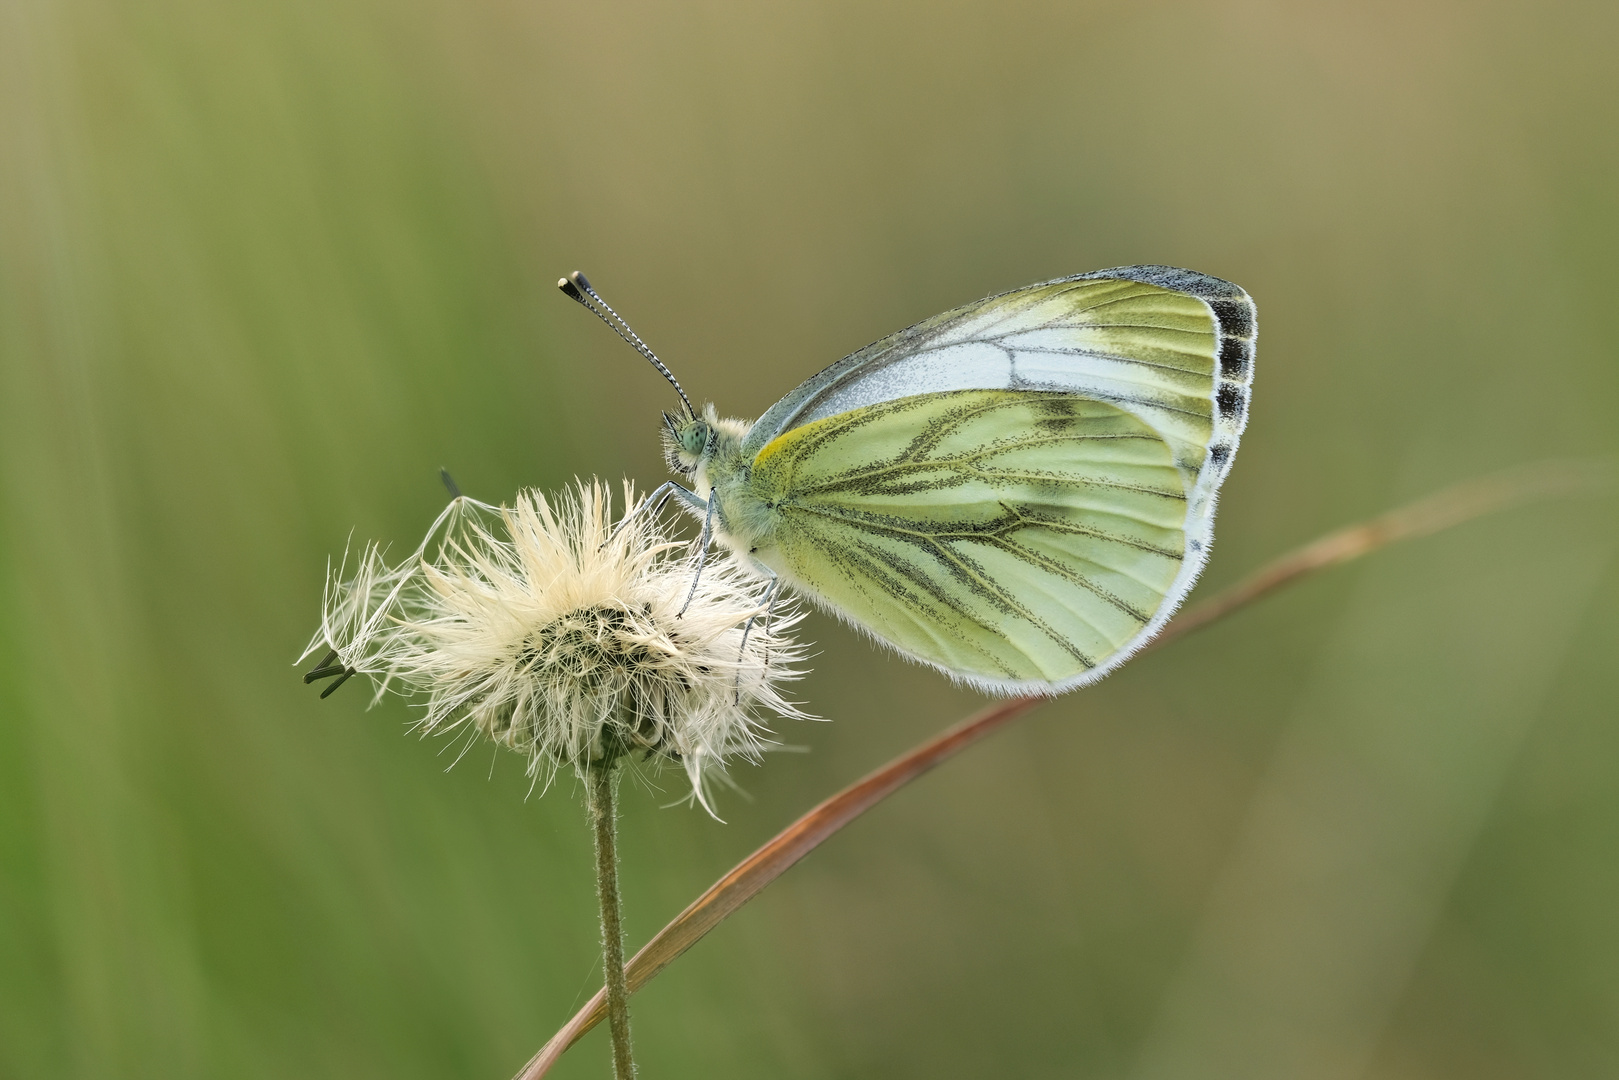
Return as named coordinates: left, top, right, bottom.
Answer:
left=4, top=1, right=1618, bottom=1077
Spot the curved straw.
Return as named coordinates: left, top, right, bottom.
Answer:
left=513, top=459, right=1613, bottom=1080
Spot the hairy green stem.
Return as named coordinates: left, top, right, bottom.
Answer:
left=586, top=761, right=635, bottom=1079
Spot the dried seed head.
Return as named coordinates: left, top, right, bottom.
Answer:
left=302, top=480, right=810, bottom=814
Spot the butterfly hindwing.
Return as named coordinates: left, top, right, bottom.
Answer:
left=749, top=389, right=1191, bottom=691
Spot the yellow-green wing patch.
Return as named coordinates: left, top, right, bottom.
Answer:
left=746, top=268, right=1254, bottom=490
left=751, top=389, right=1191, bottom=690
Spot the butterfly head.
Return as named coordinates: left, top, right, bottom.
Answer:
left=663, top=411, right=712, bottom=476
left=663, top=404, right=751, bottom=482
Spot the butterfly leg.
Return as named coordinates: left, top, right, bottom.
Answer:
left=665, top=482, right=709, bottom=520
left=733, top=569, right=781, bottom=703
left=603, top=481, right=706, bottom=548
left=677, top=493, right=717, bottom=618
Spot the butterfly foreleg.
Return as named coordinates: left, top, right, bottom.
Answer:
left=663, top=482, right=710, bottom=520
left=604, top=481, right=707, bottom=548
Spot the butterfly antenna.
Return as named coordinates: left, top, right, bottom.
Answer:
left=557, top=271, right=696, bottom=418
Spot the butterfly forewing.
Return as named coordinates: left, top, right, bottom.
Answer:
left=743, top=268, right=1251, bottom=479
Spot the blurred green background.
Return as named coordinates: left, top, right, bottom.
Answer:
left=4, top=1, right=1618, bottom=1077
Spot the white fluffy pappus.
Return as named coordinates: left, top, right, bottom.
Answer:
left=302, top=479, right=811, bottom=814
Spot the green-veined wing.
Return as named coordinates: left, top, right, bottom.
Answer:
left=744, top=265, right=1253, bottom=475
left=748, top=389, right=1192, bottom=692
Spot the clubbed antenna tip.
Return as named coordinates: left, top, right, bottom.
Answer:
left=555, top=270, right=695, bottom=418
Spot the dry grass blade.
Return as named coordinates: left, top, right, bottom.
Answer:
left=512, top=459, right=1614, bottom=1080
left=1152, top=458, right=1614, bottom=648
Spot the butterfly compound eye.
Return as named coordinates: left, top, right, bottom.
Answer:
left=679, top=421, right=710, bottom=456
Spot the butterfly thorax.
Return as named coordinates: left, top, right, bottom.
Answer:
left=667, top=406, right=780, bottom=560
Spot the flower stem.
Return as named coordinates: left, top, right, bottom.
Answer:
left=586, top=760, right=636, bottom=1079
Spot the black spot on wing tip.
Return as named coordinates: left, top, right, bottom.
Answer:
left=1209, top=443, right=1232, bottom=469
left=1215, top=383, right=1245, bottom=419
left=1209, top=298, right=1255, bottom=341
left=1219, top=335, right=1252, bottom=380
